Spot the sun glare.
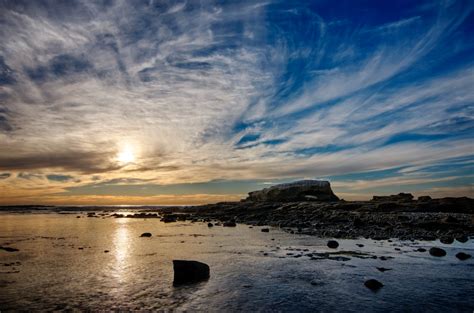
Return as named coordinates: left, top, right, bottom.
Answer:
left=117, top=146, right=135, bottom=164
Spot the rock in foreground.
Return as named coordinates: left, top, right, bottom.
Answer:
left=173, top=260, right=210, bottom=285
left=429, top=247, right=446, bottom=257
left=364, top=279, right=384, bottom=291
left=246, top=180, right=339, bottom=202
left=455, top=252, right=471, bottom=261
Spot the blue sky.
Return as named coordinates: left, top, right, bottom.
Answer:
left=0, top=0, right=473, bottom=204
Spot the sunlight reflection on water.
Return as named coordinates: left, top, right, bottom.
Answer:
left=113, top=219, right=130, bottom=283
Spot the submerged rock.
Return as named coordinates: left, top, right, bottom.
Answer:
left=429, top=247, right=446, bottom=257
left=0, top=246, right=19, bottom=252
left=455, top=252, right=471, bottom=261
left=140, top=232, right=152, bottom=237
left=376, top=267, right=392, bottom=272
left=207, top=222, right=213, bottom=227
left=245, top=180, right=339, bottom=202
left=261, top=228, right=270, bottom=233
left=327, top=240, right=339, bottom=249
left=364, top=279, right=384, bottom=291
left=173, top=260, right=210, bottom=285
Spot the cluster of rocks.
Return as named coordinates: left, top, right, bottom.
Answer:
left=174, top=180, right=473, bottom=241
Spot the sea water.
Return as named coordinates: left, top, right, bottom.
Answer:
left=0, top=212, right=473, bottom=312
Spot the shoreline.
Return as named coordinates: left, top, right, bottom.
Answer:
left=1, top=195, right=473, bottom=241
left=177, top=196, right=474, bottom=241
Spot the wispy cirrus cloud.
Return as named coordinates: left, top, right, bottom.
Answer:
left=0, top=0, right=473, bottom=204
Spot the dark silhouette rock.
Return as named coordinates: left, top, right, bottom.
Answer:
left=327, top=240, right=339, bottom=249
left=261, top=228, right=270, bottom=232
left=207, top=222, right=213, bottom=227
left=0, top=246, right=19, bottom=252
left=418, top=196, right=432, bottom=202
left=173, top=260, right=210, bottom=285
left=376, top=267, right=392, bottom=272
left=416, top=248, right=427, bottom=252
left=161, top=214, right=178, bottom=223
left=223, top=220, right=236, bottom=227
left=104, top=250, right=109, bottom=253
left=364, top=279, right=383, bottom=291
left=429, top=247, right=446, bottom=257
left=246, top=180, right=339, bottom=202
left=372, top=193, right=414, bottom=202
left=440, top=237, right=454, bottom=244
left=455, top=252, right=471, bottom=261
left=456, top=236, right=469, bottom=243
left=140, top=232, right=152, bottom=237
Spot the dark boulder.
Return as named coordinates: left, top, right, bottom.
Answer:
left=161, top=214, right=178, bottom=223
left=173, top=260, right=210, bottom=285
left=140, top=232, right=152, bottom=237
left=456, top=236, right=469, bottom=243
left=246, top=180, right=339, bottom=202
left=207, top=222, right=213, bottom=227
left=429, top=247, right=446, bottom=257
left=327, top=240, right=339, bottom=249
left=364, top=279, right=384, bottom=291
left=261, top=228, right=270, bottom=233
left=455, top=252, right=471, bottom=261
left=223, top=220, right=236, bottom=227
left=440, top=237, right=454, bottom=244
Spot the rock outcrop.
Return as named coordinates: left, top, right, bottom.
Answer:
left=371, top=193, right=414, bottom=202
left=173, top=260, right=210, bottom=285
left=246, top=180, right=339, bottom=202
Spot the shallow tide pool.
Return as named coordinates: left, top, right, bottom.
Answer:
left=1, top=213, right=473, bottom=312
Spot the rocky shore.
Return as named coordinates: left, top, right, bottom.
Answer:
left=171, top=181, right=474, bottom=241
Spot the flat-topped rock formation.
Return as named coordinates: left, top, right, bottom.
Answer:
left=246, top=180, right=339, bottom=202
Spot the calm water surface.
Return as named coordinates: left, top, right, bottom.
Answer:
left=0, top=212, right=473, bottom=312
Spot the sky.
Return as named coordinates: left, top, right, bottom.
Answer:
left=0, top=0, right=473, bottom=205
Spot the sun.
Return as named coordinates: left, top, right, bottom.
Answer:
left=117, top=146, right=135, bottom=165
